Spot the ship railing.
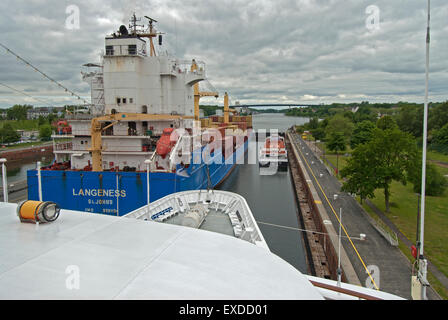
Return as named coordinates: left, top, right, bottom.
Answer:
left=306, top=275, right=404, bottom=300
left=124, top=190, right=269, bottom=249
left=54, top=142, right=73, bottom=151
left=174, top=59, right=206, bottom=75
left=65, top=113, right=95, bottom=120
left=68, top=130, right=91, bottom=136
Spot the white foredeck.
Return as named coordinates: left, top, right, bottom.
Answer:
left=0, top=202, right=323, bottom=300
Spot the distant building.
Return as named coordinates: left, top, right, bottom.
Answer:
left=16, top=130, right=39, bottom=141
left=27, top=107, right=64, bottom=119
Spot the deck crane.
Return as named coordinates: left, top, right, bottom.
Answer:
left=223, top=92, right=238, bottom=123
left=190, top=60, right=219, bottom=121
left=89, top=113, right=193, bottom=172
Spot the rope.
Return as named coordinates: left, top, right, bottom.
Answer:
left=256, top=220, right=364, bottom=240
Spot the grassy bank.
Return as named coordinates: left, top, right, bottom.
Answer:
left=0, top=119, right=40, bottom=131
left=307, top=132, right=448, bottom=298
left=0, top=140, right=52, bottom=151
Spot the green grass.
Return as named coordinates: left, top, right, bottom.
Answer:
left=397, top=240, right=448, bottom=300
left=368, top=180, right=448, bottom=280
left=0, top=140, right=51, bottom=150
left=324, top=154, right=348, bottom=172
left=427, top=150, right=448, bottom=163
left=435, top=165, right=448, bottom=177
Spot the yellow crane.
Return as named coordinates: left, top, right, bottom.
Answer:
left=89, top=113, right=193, bottom=172
left=223, top=92, right=238, bottom=123
left=190, top=60, right=219, bottom=121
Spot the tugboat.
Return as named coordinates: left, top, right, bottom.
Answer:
left=259, top=133, right=288, bottom=170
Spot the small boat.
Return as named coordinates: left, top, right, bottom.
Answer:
left=259, top=133, right=288, bottom=169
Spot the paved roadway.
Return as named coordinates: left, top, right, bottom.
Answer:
left=290, top=133, right=440, bottom=300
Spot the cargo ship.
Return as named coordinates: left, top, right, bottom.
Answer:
left=26, top=14, right=253, bottom=216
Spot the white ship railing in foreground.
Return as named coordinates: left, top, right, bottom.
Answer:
left=125, top=189, right=269, bottom=250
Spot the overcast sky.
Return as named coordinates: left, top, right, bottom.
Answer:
left=0, top=0, right=446, bottom=109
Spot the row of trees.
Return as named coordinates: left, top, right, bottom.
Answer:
left=296, top=102, right=447, bottom=212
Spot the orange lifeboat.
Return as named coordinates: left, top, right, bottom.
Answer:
left=156, top=128, right=177, bottom=158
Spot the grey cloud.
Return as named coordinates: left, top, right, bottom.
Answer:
left=0, top=0, right=446, bottom=109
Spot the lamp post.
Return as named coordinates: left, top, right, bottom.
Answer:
left=0, top=158, right=7, bottom=202
left=144, top=159, right=152, bottom=214
left=333, top=193, right=342, bottom=287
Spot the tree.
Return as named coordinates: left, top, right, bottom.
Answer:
left=308, top=117, right=319, bottom=130
left=341, top=143, right=377, bottom=203
left=326, top=131, right=346, bottom=175
left=376, top=115, right=398, bottom=131
left=396, top=104, right=423, bottom=137
left=6, top=104, right=32, bottom=120
left=39, top=124, right=52, bottom=141
left=409, top=161, right=447, bottom=197
left=311, top=127, right=325, bottom=141
left=350, top=120, right=375, bottom=149
left=341, top=127, right=418, bottom=212
left=0, top=123, right=20, bottom=144
left=430, top=123, right=448, bottom=154
left=325, top=114, right=354, bottom=142
left=428, top=101, right=448, bottom=131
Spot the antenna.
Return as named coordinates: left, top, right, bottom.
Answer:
left=414, top=0, right=430, bottom=301
left=129, top=13, right=144, bottom=35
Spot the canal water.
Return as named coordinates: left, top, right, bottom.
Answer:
left=6, top=155, right=52, bottom=183
left=219, top=113, right=310, bottom=273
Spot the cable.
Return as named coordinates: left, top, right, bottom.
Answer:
left=256, top=220, right=364, bottom=240
left=0, top=42, right=90, bottom=105
left=0, top=82, right=55, bottom=106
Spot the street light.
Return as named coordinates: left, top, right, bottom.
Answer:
left=333, top=193, right=342, bottom=287
left=144, top=159, right=152, bottom=214
left=0, top=158, right=7, bottom=202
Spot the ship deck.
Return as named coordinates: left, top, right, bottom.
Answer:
left=0, top=201, right=323, bottom=299
left=164, top=208, right=234, bottom=237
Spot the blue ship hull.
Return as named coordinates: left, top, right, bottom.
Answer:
left=27, top=138, right=248, bottom=216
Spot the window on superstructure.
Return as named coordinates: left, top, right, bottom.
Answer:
left=106, top=45, right=114, bottom=56
left=130, top=98, right=133, bottom=104
left=128, top=45, right=137, bottom=55
left=116, top=98, right=121, bottom=104
left=123, top=98, right=127, bottom=104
